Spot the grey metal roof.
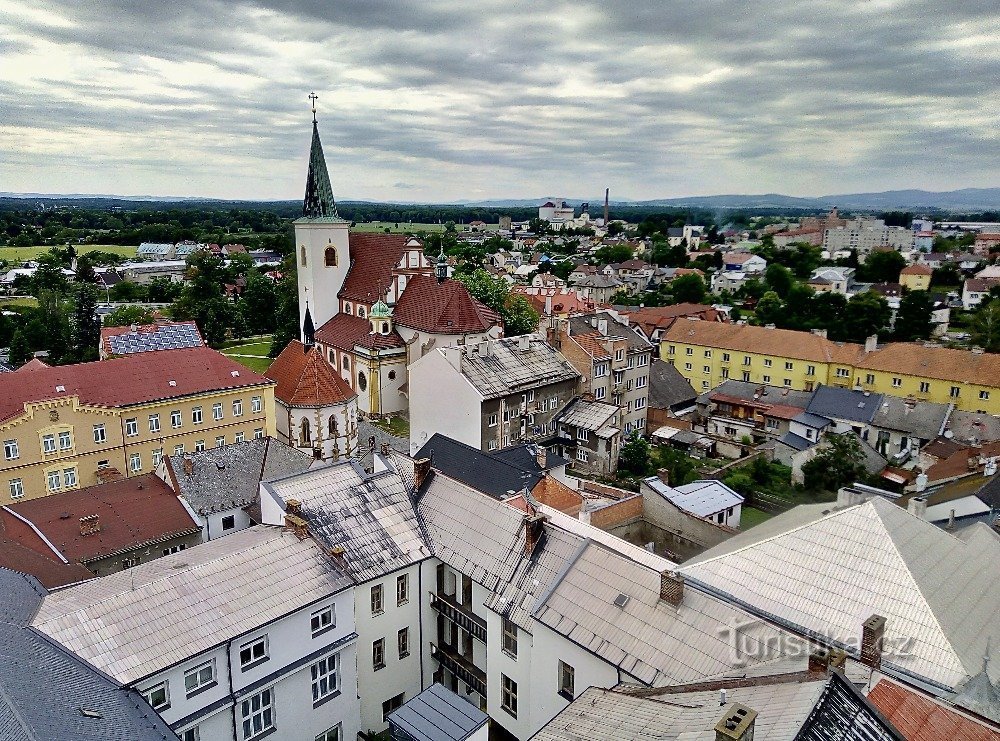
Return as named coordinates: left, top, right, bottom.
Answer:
left=806, top=386, right=883, bottom=424
left=266, top=461, right=429, bottom=583
left=458, top=336, right=580, bottom=400
left=647, top=359, right=697, bottom=410
left=107, top=322, right=204, bottom=355
left=793, top=411, right=832, bottom=429
left=416, top=434, right=543, bottom=500
left=388, top=683, right=487, bottom=741
left=32, top=526, right=352, bottom=684
left=777, top=431, right=816, bottom=451
left=556, top=397, right=619, bottom=432
left=567, top=312, right=653, bottom=353
left=170, top=438, right=313, bottom=515
left=572, top=275, right=622, bottom=288
left=682, top=498, right=1000, bottom=691
left=0, top=569, right=179, bottom=741
left=701, top=380, right=814, bottom=410
left=871, top=396, right=951, bottom=440
left=644, top=478, right=743, bottom=517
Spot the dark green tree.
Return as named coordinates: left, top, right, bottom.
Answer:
left=764, top=264, right=794, bottom=298
left=843, top=291, right=890, bottom=343
left=593, top=244, right=633, bottom=265
left=802, top=434, right=866, bottom=491
left=893, top=290, right=933, bottom=341
left=618, top=434, right=652, bottom=477
left=455, top=269, right=539, bottom=336
left=970, top=299, right=1000, bottom=352
left=239, top=271, right=279, bottom=334
left=270, top=259, right=300, bottom=357
left=669, top=273, right=707, bottom=304
left=755, top=291, right=784, bottom=326
left=103, top=304, right=155, bottom=328
left=860, top=251, right=906, bottom=284
left=8, top=328, right=30, bottom=366
left=68, top=283, right=101, bottom=362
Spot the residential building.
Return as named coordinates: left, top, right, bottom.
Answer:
left=135, top=242, right=175, bottom=261
left=620, top=304, right=723, bottom=343
left=0, top=569, right=181, bottom=740
left=119, top=260, right=188, bottom=284
left=973, top=232, right=1000, bottom=256
left=808, top=266, right=856, bottom=295
left=99, top=321, right=205, bottom=359
left=962, top=277, right=1000, bottom=310
left=693, top=380, right=813, bottom=448
left=773, top=227, right=824, bottom=247
left=0, top=346, right=276, bottom=504
left=646, top=359, right=697, bottom=426
left=408, top=335, right=581, bottom=455
left=32, top=527, right=359, bottom=741
left=548, top=311, right=653, bottom=436
left=899, top=263, right=933, bottom=291
left=2, top=472, right=201, bottom=577
left=571, top=274, right=623, bottom=304
left=511, top=287, right=596, bottom=320
left=552, top=397, right=622, bottom=473
left=661, top=319, right=1000, bottom=413
left=721, top=252, right=766, bottom=273
left=157, top=437, right=312, bottom=540
left=265, top=339, right=359, bottom=461
left=823, top=218, right=915, bottom=255
left=641, top=474, right=742, bottom=528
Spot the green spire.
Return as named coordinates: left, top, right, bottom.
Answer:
left=369, top=299, right=392, bottom=318
left=302, top=120, right=338, bottom=218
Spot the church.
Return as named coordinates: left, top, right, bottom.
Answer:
left=292, top=110, right=504, bottom=418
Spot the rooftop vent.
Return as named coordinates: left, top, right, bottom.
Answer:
left=231, top=370, right=240, bottom=377
left=168, top=380, right=177, bottom=387
left=613, top=593, right=630, bottom=609
left=55, top=385, right=65, bottom=392
left=79, top=708, right=103, bottom=719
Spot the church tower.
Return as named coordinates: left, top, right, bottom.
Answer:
left=295, top=94, right=350, bottom=341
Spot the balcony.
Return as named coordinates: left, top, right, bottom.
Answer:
left=430, top=592, right=488, bottom=643
left=431, top=643, right=487, bottom=698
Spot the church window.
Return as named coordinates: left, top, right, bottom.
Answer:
left=328, top=348, right=335, bottom=363
left=344, top=303, right=352, bottom=315
left=300, top=245, right=307, bottom=266
left=299, top=418, right=311, bottom=446
left=381, top=322, right=389, bottom=335
left=328, top=416, right=339, bottom=436
left=342, top=356, right=350, bottom=371
left=358, top=307, right=366, bottom=319
left=388, top=370, right=396, bottom=381
left=324, top=246, right=337, bottom=266
left=358, top=371, right=367, bottom=392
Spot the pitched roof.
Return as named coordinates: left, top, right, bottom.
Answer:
left=387, top=683, right=488, bottom=741
left=0, top=570, right=181, bottom=741
left=806, top=386, right=883, bottom=424
left=301, top=120, right=338, bottom=218
left=166, top=437, right=313, bottom=515
left=872, top=395, right=951, bottom=439
left=392, top=275, right=501, bottom=334
left=5, top=473, right=199, bottom=564
left=682, top=499, right=1000, bottom=690
left=868, top=679, right=1000, bottom=741
left=662, top=320, right=863, bottom=365
left=855, top=343, right=1000, bottom=385
left=100, top=321, right=204, bottom=356
left=314, top=311, right=406, bottom=351
left=648, top=359, right=697, bottom=409
left=32, top=526, right=352, bottom=684
left=452, top=336, right=580, bottom=399
left=0, top=512, right=94, bottom=588
left=266, top=340, right=356, bottom=407
left=339, top=233, right=418, bottom=303
left=644, top=477, right=743, bottom=517
left=901, top=264, right=934, bottom=276
left=556, top=397, right=619, bottom=433
left=0, top=346, right=273, bottom=424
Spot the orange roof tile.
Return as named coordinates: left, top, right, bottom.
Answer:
left=661, top=320, right=863, bottom=365
left=393, top=275, right=501, bottom=334
left=868, top=680, right=1000, bottom=741
left=856, top=343, right=1000, bottom=385
left=901, top=264, right=934, bottom=276
left=265, top=341, right=357, bottom=407
left=314, top=312, right=406, bottom=352
left=339, top=233, right=421, bottom=303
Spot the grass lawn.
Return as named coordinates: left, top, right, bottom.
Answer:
left=0, top=245, right=137, bottom=262
left=0, top=297, right=38, bottom=308
left=739, top=507, right=774, bottom=530
left=222, top=341, right=273, bottom=356
left=220, top=335, right=273, bottom=374
left=371, top=415, right=410, bottom=438
left=352, top=221, right=447, bottom=234
left=224, top=354, right=273, bottom=374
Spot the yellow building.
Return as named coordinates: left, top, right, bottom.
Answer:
left=660, top=320, right=1000, bottom=415
left=0, top=347, right=275, bottom=505
left=899, top=264, right=933, bottom=291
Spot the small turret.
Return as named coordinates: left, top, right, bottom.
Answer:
left=436, top=248, right=448, bottom=283
left=369, top=299, right=393, bottom=336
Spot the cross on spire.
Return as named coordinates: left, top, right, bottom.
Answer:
left=308, top=92, right=318, bottom=123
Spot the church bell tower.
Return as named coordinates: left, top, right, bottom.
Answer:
left=295, top=93, right=350, bottom=341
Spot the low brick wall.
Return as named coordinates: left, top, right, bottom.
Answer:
left=589, top=494, right=644, bottom=529
left=581, top=480, right=636, bottom=500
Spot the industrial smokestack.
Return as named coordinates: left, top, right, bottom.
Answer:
left=604, top=188, right=609, bottom=224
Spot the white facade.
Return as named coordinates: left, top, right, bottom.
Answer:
left=295, top=218, right=351, bottom=340
left=409, top=348, right=487, bottom=453
left=275, top=397, right=358, bottom=462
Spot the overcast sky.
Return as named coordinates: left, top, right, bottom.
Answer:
left=1, top=0, right=998, bottom=202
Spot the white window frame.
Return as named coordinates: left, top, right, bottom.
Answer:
left=125, top=418, right=138, bottom=437
left=184, top=660, right=216, bottom=697
left=58, top=431, right=72, bottom=450
left=240, top=687, right=274, bottom=739
left=152, top=448, right=163, bottom=467
left=212, top=403, right=223, bottom=421
left=9, top=478, right=24, bottom=499
left=192, top=406, right=203, bottom=425
left=595, top=386, right=606, bottom=400
left=47, top=470, right=61, bottom=491
left=215, top=436, right=225, bottom=448
left=311, top=605, right=336, bottom=637
left=149, top=414, right=160, bottom=433
left=142, top=681, right=170, bottom=711
left=315, top=724, right=341, bottom=741
left=310, top=653, right=340, bottom=705
left=233, top=399, right=243, bottom=417
left=171, top=410, right=182, bottom=428
left=93, top=424, right=106, bottom=443
left=576, top=449, right=589, bottom=463
left=235, top=431, right=245, bottom=443
left=3, top=440, right=18, bottom=460
left=239, top=636, right=268, bottom=670
left=254, top=428, right=264, bottom=439
left=63, top=468, right=77, bottom=488
left=42, top=434, right=56, bottom=454
left=130, top=453, right=142, bottom=472
left=251, top=396, right=262, bottom=413
left=488, top=413, right=498, bottom=427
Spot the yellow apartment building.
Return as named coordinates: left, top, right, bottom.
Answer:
left=0, top=347, right=275, bottom=505
left=661, top=320, right=1000, bottom=415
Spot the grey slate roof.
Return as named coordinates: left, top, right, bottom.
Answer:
left=778, top=431, right=815, bottom=452
left=647, top=359, right=697, bottom=410
left=169, top=437, right=313, bottom=515
left=806, top=386, right=883, bottom=424
left=872, top=395, right=951, bottom=440
left=388, top=683, right=487, bottom=741
left=793, top=411, right=832, bottom=429
left=415, top=434, right=546, bottom=500
left=567, top=312, right=653, bottom=353
left=492, top=444, right=569, bottom=473
left=458, top=336, right=580, bottom=399
left=0, top=569, right=179, bottom=741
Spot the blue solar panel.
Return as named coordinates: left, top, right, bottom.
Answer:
left=108, top=324, right=203, bottom=354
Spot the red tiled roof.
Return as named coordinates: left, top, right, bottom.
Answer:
left=572, top=333, right=612, bottom=360
left=6, top=473, right=199, bottom=564
left=0, top=512, right=93, bottom=588
left=393, top=275, right=501, bottom=334
left=16, top=358, right=50, bottom=372
left=314, top=312, right=406, bottom=352
left=868, top=680, right=1000, bottom=741
left=265, top=341, right=356, bottom=407
left=0, top=347, right=273, bottom=424
left=339, top=233, right=420, bottom=303
left=965, top=278, right=1000, bottom=292
left=901, top=264, right=933, bottom=276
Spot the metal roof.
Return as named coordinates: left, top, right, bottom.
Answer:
left=387, top=683, right=487, bottom=741
left=415, top=434, right=542, bottom=500
left=556, top=397, right=619, bottom=431
left=457, top=336, right=580, bottom=400
left=644, top=478, right=744, bottom=518
left=806, top=386, right=884, bottom=424
left=32, top=527, right=352, bottom=684
left=682, top=499, right=1000, bottom=691
left=105, top=322, right=204, bottom=355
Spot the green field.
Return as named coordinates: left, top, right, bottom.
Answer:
left=351, top=222, right=499, bottom=234
left=221, top=337, right=273, bottom=374
left=0, top=297, right=39, bottom=308
left=0, top=245, right=137, bottom=262
left=739, top=507, right=774, bottom=530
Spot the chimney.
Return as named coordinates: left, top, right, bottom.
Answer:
left=518, top=334, right=530, bottom=352
left=656, top=468, right=670, bottom=486
left=597, top=318, right=608, bottom=336
left=413, top=457, right=432, bottom=491
left=182, top=454, right=194, bottom=475
left=284, top=512, right=309, bottom=540
left=907, top=495, right=927, bottom=519
left=860, top=614, right=886, bottom=669
left=810, top=328, right=828, bottom=339
left=535, top=445, right=547, bottom=469
left=808, top=647, right=830, bottom=674
left=79, top=514, right=101, bottom=537
left=545, top=295, right=553, bottom=316
left=947, top=508, right=955, bottom=529
left=380, top=442, right=390, bottom=456
left=286, top=498, right=302, bottom=516
left=865, top=334, right=878, bottom=353
left=659, top=570, right=684, bottom=607
left=523, top=512, right=546, bottom=557
left=714, top=703, right=757, bottom=741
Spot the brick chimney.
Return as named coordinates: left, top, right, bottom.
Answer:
left=660, top=570, right=684, bottom=607
left=182, top=454, right=194, bottom=475
left=79, top=514, right=101, bottom=537
left=413, top=457, right=432, bottom=491
left=284, top=512, right=309, bottom=540
left=714, top=703, right=757, bottom=741
left=286, top=498, right=302, bottom=516
left=523, top=512, right=546, bottom=557
left=860, top=614, right=886, bottom=669
left=808, top=647, right=830, bottom=674
left=656, top=468, right=670, bottom=486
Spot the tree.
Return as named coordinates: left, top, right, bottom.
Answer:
left=669, top=273, right=707, bottom=304
left=68, top=283, right=101, bottom=362
left=109, top=281, right=146, bottom=302
left=754, top=291, right=784, bottom=326
left=593, top=244, right=633, bottom=265
left=455, top=269, right=540, bottom=336
left=971, top=299, right=1000, bottom=352
left=269, top=260, right=300, bottom=357
left=893, top=290, right=933, bottom=341
left=843, top=291, right=890, bottom=343
left=860, top=250, right=906, bottom=284
left=238, top=271, right=279, bottom=334
left=618, top=434, right=652, bottom=476
left=36, top=289, right=70, bottom=364
left=104, top=304, right=155, bottom=328
left=802, top=434, right=866, bottom=492
left=764, top=264, right=793, bottom=298
left=8, top=328, right=29, bottom=366
left=606, top=221, right=625, bottom=237
left=651, top=241, right=688, bottom=268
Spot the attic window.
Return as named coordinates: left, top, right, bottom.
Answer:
left=168, top=380, right=177, bottom=387
left=55, top=385, right=65, bottom=392
left=613, top=593, right=630, bottom=609
left=231, top=370, right=240, bottom=377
